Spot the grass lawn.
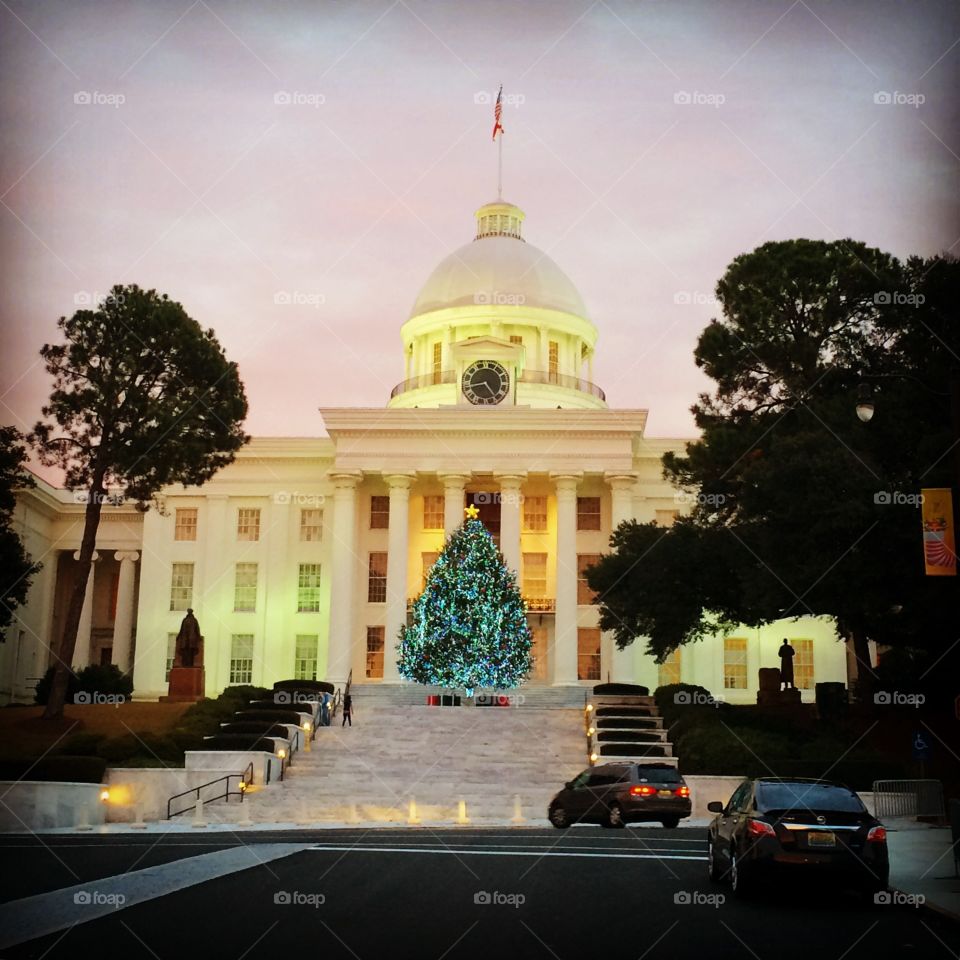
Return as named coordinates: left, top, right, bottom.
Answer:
left=0, top=703, right=193, bottom=762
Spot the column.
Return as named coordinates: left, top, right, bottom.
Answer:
left=384, top=474, right=415, bottom=682
left=111, top=551, right=139, bottom=673
left=72, top=551, right=99, bottom=668
left=327, top=472, right=361, bottom=685
left=606, top=474, right=638, bottom=682
left=495, top=473, right=525, bottom=576
left=551, top=474, right=581, bottom=684
left=441, top=473, right=470, bottom=537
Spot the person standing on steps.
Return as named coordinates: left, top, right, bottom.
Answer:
left=342, top=692, right=353, bottom=726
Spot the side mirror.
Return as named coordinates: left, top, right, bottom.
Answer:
left=564, top=781, right=573, bottom=790
left=707, top=801, right=724, bottom=814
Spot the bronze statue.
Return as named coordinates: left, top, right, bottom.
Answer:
left=174, top=608, right=203, bottom=668
left=778, top=638, right=795, bottom=690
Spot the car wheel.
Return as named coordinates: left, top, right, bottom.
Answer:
left=707, top=837, right=721, bottom=882
left=661, top=816, right=680, bottom=829
left=730, top=849, right=752, bottom=898
left=605, top=803, right=626, bottom=829
left=548, top=804, right=570, bottom=829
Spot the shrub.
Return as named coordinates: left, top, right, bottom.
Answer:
left=96, top=734, right=141, bottom=763
left=274, top=678, right=334, bottom=694
left=654, top=683, right=717, bottom=725
left=593, top=683, right=649, bottom=696
left=55, top=732, right=107, bottom=756
left=233, top=710, right=305, bottom=725
left=0, top=756, right=107, bottom=783
left=34, top=664, right=133, bottom=705
left=34, top=668, right=80, bottom=705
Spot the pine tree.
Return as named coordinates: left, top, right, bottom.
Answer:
left=398, top=517, right=532, bottom=690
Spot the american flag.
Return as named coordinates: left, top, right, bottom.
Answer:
left=492, top=85, right=504, bottom=141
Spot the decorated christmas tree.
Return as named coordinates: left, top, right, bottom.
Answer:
left=398, top=507, right=532, bottom=690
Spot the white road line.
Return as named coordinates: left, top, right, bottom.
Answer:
left=307, top=845, right=707, bottom=861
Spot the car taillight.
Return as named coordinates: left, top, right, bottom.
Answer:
left=630, top=785, right=657, bottom=797
left=675, top=786, right=690, bottom=798
left=746, top=819, right=776, bottom=838
left=867, top=826, right=887, bottom=843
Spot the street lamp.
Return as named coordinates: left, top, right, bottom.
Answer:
left=855, top=383, right=875, bottom=423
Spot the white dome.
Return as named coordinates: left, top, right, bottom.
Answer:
left=409, top=235, right=590, bottom=320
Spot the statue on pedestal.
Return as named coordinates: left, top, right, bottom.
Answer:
left=174, top=608, right=204, bottom=668
left=778, top=638, right=795, bottom=691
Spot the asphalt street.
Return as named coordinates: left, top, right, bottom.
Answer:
left=0, top=827, right=957, bottom=959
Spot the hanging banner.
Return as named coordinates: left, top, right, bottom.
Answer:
left=921, top=488, right=956, bottom=576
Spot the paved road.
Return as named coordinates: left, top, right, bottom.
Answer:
left=1, top=828, right=957, bottom=958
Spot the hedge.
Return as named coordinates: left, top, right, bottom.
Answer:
left=593, top=683, right=649, bottom=696
left=200, top=735, right=283, bottom=752
left=34, top=664, right=134, bottom=705
left=596, top=718, right=659, bottom=730
left=273, top=678, right=334, bottom=694
left=595, top=706, right=654, bottom=718
left=0, top=756, right=107, bottom=783
left=233, top=710, right=305, bottom=725
left=220, top=722, right=292, bottom=737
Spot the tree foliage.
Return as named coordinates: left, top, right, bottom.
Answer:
left=0, top=427, right=39, bottom=643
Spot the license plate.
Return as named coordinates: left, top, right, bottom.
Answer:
left=658, top=790, right=673, bottom=797
left=807, top=831, right=836, bottom=847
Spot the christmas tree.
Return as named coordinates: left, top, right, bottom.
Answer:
left=398, top=509, right=532, bottom=690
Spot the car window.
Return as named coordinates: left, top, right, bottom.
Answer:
left=587, top=773, right=619, bottom=787
left=569, top=771, right=591, bottom=789
left=727, top=781, right=751, bottom=813
left=757, top=782, right=866, bottom=814
left=634, top=767, right=682, bottom=784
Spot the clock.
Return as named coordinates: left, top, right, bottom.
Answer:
left=462, top=360, right=510, bottom=405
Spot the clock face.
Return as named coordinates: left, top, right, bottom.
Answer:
left=462, top=360, right=510, bottom=405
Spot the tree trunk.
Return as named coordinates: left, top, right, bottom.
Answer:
left=42, top=473, right=106, bottom=720
left=850, top=626, right=876, bottom=705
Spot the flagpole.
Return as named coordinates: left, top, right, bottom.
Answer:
left=498, top=132, right=503, bottom=199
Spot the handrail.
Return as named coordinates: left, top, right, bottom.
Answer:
left=389, top=368, right=606, bottom=401
left=166, top=760, right=253, bottom=819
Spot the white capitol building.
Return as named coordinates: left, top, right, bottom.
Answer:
left=6, top=198, right=849, bottom=703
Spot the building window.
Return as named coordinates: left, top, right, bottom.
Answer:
left=166, top=633, right=177, bottom=680
left=229, top=634, right=254, bottom=685
left=169, top=563, right=194, bottom=611
left=577, top=628, right=601, bottom=681
left=423, top=494, right=444, bottom=530
left=294, top=634, right=318, bottom=681
left=366, top=626, right=385, bottom=679
left=300, top=508, right=323, bottom=542
left=432, top=342, right=442, bottom=385
left=724, top=637, right=748, bottom=690
left=655, top=509, right=678, bottom=528
left=297, top=563, right=322, bottom=612
left=658, top=648, right=682, bottom=687
left=548, top=340, right=559, bottom=382
left=523, top=495, right=547, bottom=532
left=793, top=638, right=815, bottom=689
left=368, top=552, right=388, bottom=603
left=421, top=552, right=439, bottom=590
left=233, top=563, right=258, bottom=612
left=522, top=553, right=547, bottom=599
left=370, top=495, right=390, bottom=529
left=174, top=508, right=197, bottom=541
left=577, top=554, right=601, bottom=605
left=577, top=497, right=601, bottom=530
left=237, top=508, right=260, bottom=541
left=510, top=334, right=523, bottom=346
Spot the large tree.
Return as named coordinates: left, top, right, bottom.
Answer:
left=31, top=285, right=249, bottom=719
left=0, top=427, right=39, bottom=644
left=588, top=242, right=960, bottom=696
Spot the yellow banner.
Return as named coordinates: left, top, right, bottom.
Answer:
left=922, top=488, right=956, bottom=576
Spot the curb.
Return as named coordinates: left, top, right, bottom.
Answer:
left=889, top=884, right=960, bottom=926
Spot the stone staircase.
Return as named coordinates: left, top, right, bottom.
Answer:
left=236, top=702, right=587, bottom=824
left=588, top=695, right=677, bottom=766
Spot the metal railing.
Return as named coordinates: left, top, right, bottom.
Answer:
left=872, top=779, right=945, bottom=819
left=166, top=761, right=253, bottom=819
left=523, top=597, right=555, bottom=613
left=389, top=368, right=606, bottom=401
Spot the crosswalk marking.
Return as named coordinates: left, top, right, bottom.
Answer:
left=307, top=844, right=707, bottom=861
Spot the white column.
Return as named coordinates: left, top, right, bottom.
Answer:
left=551, top=474, right=581, bottom=684
left=384, top=473, right=415, bottom=682
left=111, top=551, right=139, bottom=673
left=496, top=473, right=525, bottom=576
left=327, top=472, right=361, bottom=685
left=441, top=473, right=469, bottom=537
left=606, top=474, right=638, bottom=682
left=72, top=551, right=99, bottom=668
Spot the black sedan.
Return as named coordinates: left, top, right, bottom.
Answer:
left=706, top=778, right=889, bottom=898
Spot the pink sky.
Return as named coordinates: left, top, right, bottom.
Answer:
left=1, top=0, right=958, bottom=458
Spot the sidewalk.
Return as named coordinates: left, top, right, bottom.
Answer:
left=886, top=818, right=960, bottom=921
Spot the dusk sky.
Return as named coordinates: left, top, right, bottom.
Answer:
left=2, top=0, right=958, bottom=459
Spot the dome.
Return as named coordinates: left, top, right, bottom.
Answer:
left=408, top=201, right=589, bottom=321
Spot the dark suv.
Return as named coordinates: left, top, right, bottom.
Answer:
left=548, top=762, right=691, bottom=829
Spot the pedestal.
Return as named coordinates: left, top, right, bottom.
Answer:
left=162, top=666, right=206, bottom=703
